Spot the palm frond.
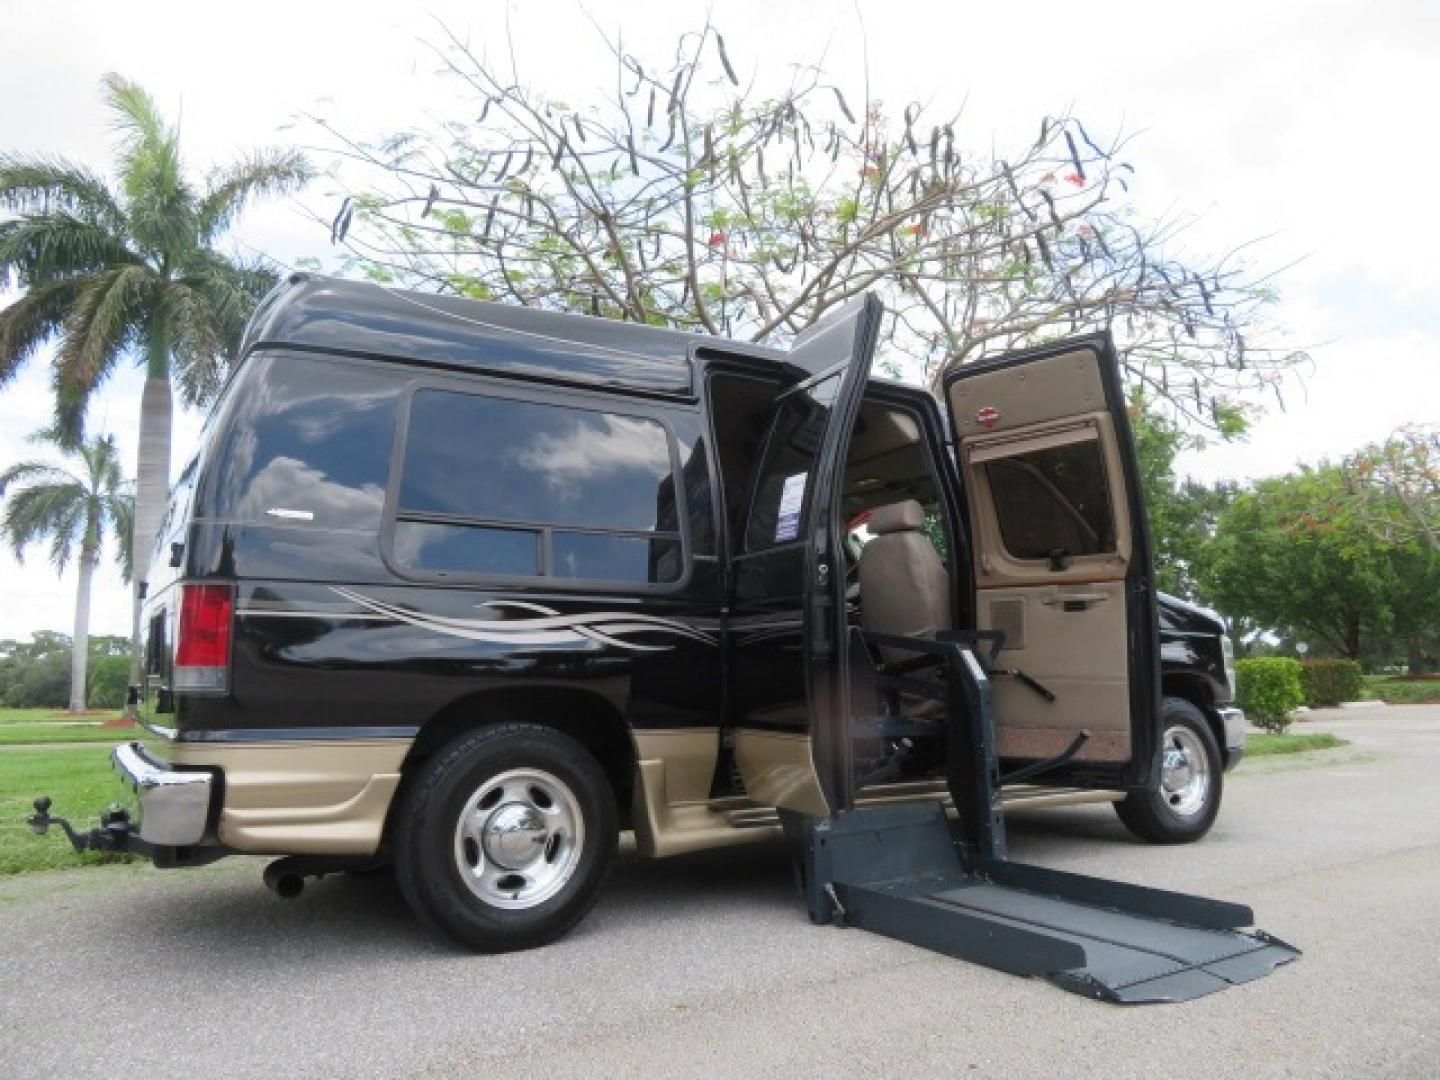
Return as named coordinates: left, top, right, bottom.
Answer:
left=1, top=479, right=87, bottom=569
left=168, top=254, right=279, bottom=407
left=104, top=485, right=135, bottom=583
left=52, top=264, right=155, bottom=440
left=161, top=280, right=230, bottom=408
left=1, top=430, right=135, bottom=577
left=0, top=459, right=84, bottom=498
left=0, top=213, right=140, bottom=288
left=0, top=278, right=85, bottom=385
left=47, top=494, right=87, bottom=570
left=0, top=155, right=125, bottom=228
left=199, top=149, right=314, bottom=241
left=101, top=73, right=196, bottom=261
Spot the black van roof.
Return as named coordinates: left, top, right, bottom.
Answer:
left=239, top=273, right=786, bottom=399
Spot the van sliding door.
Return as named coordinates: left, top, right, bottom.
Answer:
left=944, top=335, right=1158, bottom=787
left=729, top=295, right=882, bottom=815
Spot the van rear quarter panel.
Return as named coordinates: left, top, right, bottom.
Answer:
left=164, top=347, right=724, bottom=745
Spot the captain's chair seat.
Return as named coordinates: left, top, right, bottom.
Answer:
left=857, top=499, right=951, bottom=666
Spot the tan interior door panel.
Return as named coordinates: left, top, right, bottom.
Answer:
left=949, top=347, right=1137, bottom=766
left=980, top=582, right=1132, bottom=763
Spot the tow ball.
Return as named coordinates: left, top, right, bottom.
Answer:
left=28, top=795, right=138, bottom=853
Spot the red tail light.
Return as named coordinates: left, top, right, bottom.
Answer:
left=174, top=583, right=233, bottom=692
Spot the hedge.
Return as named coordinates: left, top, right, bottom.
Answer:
left=1235, top=657, right=1304, bottom=733
left=1299, top=659, right=1365, bottom=708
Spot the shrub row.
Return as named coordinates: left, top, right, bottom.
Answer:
left=1299, top=659, right=1365, bottom=707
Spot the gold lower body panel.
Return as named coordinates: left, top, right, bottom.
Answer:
left=171, top=739, right=408, bottom=855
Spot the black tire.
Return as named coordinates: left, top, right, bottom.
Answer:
left=1115, top=697, right=1223, bottom=844
left=392, top=722, right=618, bottom=952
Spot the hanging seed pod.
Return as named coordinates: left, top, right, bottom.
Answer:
left=494, top=150, right=514, bottom=182
left=1034, top=231, right=1053, bottom=269
left=573, top=115, right=587, bottom=143
left=626, top=133, right=639, bottom=176
left=833, top=87, right=856, bottom=124
left=329, top=196, right=353, bottom=244
left=521, top=145, right=534, bottom=174
left=1000, top=162, right=1035, bottom=222
left=1064, top=130, right=1085, bottom=181
left=667, top=70, right=684, bottom=114
left=716, top=33, right=739, bottom=85
left=1039, top=189, right=1061, bottom=229
left=647, top=88, right=656, bottom=128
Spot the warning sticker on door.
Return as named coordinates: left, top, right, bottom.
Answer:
left=775, top=472, right=807, bottom=543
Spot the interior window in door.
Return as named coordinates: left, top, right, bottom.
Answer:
left=985, top=438, right=1116, bottom=560
left=743, top=377, right=839, bottom=552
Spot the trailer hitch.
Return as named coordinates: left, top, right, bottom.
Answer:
left=28, top=796, right=145, bottom=855
left=27, top=795, right=225, bottom=868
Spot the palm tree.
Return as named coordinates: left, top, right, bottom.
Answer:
left=0, top=73, right=311, bottom=705
left=1, top=432, right=133, bottom=712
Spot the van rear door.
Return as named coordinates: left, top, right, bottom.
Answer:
left=943, top=334, right=1157, bottom=787
left=729, top=295, right=882, bottom=815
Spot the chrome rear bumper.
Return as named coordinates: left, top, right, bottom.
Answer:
left=112, top=741, right=214, bottom=846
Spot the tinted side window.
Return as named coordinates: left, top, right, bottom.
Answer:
left=400, top=391, right=674, bottom=530
left=394, top=389, right=685, bottom=585
left=199, top=352, right=399, bottom=529
left=985, top=439, right=1116, bottom=559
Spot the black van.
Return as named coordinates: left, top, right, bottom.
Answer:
left=40, top=274, right=1246, bottom=955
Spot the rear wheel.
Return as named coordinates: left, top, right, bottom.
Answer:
left=1115, top=697, right=1222, bottom=844
left=393, top=723, right=617, bottom=951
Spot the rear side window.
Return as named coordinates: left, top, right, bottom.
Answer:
left=984, top=439, right=1116, bottom=559
left=393, top=389, right=685, bottom=585
left=198, top=352, right=399, bottom=528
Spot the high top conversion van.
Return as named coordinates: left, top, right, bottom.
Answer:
left=35, top=275, right=1284, bottom=1004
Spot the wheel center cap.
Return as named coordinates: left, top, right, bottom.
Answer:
left=1162, top=748, right=1191, bottom=790
left=483, top=803, right=547, bottom=869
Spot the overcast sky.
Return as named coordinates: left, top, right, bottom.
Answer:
left=1, top=0, right=1436, bottom=641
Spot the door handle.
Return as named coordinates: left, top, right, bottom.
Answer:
left=1042, top=592, right=1108, bottom=609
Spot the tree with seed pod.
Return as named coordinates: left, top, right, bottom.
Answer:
left=314, top=22, right=1303, bottom=432
left=1343, top=426, right=1440, bottom=554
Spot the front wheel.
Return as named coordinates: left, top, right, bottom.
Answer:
left=1115, top=697, right=1223, bottom=844
left=393, top=723, right=618, bottom=951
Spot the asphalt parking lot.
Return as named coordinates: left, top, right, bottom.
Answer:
left=2, top=705, right=1437, bottom=1079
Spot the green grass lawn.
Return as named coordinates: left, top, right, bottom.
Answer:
left=1247, top=732, right=1344, bottom=756
left=0, top=746, right=137, bottom=874
left=1364, top=675, right=1440, bottom=705
left=0, top=707, right=133, bottom=745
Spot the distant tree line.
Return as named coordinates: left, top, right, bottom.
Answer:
left=0, top=632, right=131, bottom=710
left=1133, top=410, right=1440, bottom=672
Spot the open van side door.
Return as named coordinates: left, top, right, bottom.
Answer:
left=943, top=333, right=1157, bottom=787
left=729, top=295, right=883, bottom=815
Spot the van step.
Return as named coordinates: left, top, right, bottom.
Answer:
left=784, top=802, right=1299, bottom=1005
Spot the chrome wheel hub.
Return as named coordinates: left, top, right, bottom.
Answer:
left=1159, top=725, right=1211, bottom=818
left=454, top=768, right=584, bottom=910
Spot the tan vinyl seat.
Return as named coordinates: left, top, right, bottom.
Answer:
left=858, top=499, right=951, bottom=664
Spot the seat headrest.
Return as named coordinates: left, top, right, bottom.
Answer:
left=868, top=499, right=925, bottom=535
